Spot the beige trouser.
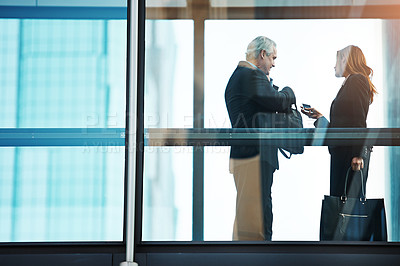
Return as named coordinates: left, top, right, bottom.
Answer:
left=230, top=155, right=264, bottom=241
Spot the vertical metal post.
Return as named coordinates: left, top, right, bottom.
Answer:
left=121, top=0, right=139, bottom=265
left=192, top=0, right=208, bottom=241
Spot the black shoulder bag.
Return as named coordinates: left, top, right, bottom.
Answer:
left=274, top=104, right=304, bottom=158
left=254, top=104, right=304, bottom=159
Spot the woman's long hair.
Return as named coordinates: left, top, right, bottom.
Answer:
left=339, top=45, right=377, bottom=103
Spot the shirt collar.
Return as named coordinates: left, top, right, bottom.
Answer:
left=246, top=61, right=258, bottom=69
left=245, top=61, right=272, bottom=84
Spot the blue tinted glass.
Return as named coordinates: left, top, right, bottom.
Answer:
left=0, top=19, right=126, bottom=128
left=0, top=147, right=125, bottom=242
left=0, top=18, right=126, bottom=242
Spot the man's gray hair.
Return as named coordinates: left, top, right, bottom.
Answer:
left=245, top=36, right=276, bottom=60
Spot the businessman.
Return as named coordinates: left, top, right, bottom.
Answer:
left=225, top=36, right=295, bottom=240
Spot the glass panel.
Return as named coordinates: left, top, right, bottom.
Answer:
left=203, top=146, right=387, bottom=241
left=203, top=146, right=235, bottom=241
left=37, top=0, right=127, bottom=7
left=143, top=19, right=194, bottom=241
left=146, top=0, right=187, bottom=8
left=205, top=19, right=384, bottom=130
left=141, top=142, right=391, bottom=241
left=0, top=19, right=126, bottom=128
left=0, top=147, right=125, bottom=242
left=203, top=19, right=390, bottom=241
left=142, top=147, right=193, bottom=241
left=143, top=2, right=400, bottom=243
left=144, top=20, right=193, bottom=128
left=0, top=18, right=126, bottom=242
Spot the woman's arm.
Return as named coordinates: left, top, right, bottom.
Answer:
left=301, top=107, right=330, bottom=128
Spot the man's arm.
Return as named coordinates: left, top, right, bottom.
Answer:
left=248, top=71, right=295, bottom=112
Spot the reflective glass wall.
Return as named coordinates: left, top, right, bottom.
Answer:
left=203, top=19, right=385, bottom=241
left=142, top=1, right=400, bottom=242
left=0, top=19, right=126, bottom=242
left=142, top=20, right=193, bottom=241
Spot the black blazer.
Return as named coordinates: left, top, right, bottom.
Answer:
left=316, top=73, right=371, bottom=159
left=225, top=61, right=295, bottom=169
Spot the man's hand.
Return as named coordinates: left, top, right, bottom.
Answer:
left=351, top=157, right=364, bottom=171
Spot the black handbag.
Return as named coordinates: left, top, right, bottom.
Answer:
left=320, top=168, right=387, bottom=241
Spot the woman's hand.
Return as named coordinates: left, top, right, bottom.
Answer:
left=300, top=107, right=323, bottom=119
left=351, top=157, right=364, bottom=171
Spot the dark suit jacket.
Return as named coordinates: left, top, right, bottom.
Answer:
left=315, top=74, right=372, bottom=197
left=329, top=73, right=370, bottom=158
left=225, top=61, right=295, bottom=170
left=315, top=73, right=371, bottom=159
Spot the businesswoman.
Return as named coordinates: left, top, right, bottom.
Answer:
left=302, top=45, right=377, bottom=198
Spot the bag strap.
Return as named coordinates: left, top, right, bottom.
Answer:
left=341, top=167, right=366, bottom=202
left=279, top=103, right=299, bottom=160
left=279, top=148, right=292, bottom=159
left=286, top=103, right=298, bottom=112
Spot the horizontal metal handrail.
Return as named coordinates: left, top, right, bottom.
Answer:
left=1, top=128, right=400, bottom=147
left=145, top=128, right=400, bottom=146
left=0, top=128, right=125, bottom=146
